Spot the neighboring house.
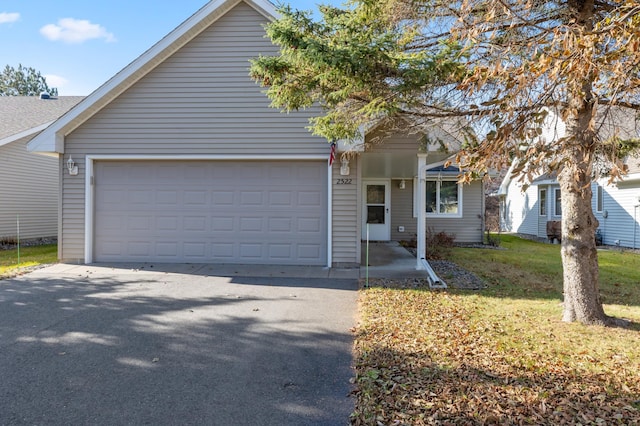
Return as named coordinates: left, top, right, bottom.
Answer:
left=0, top=95, right=83, bottom=241
left=499, top=108, right=640, bottom=248
left=28, top=0, right=485, bottom=267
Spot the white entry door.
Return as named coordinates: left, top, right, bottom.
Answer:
left=362, top=180, right=390, bottom=241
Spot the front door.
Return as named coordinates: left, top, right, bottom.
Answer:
left=362, top=180, right=390, bottom=241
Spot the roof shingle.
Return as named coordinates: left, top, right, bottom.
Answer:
left=0, top=96, right=84, bottom=140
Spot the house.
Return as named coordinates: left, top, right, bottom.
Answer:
left=27, top=0, right=485, bottom=267
left=0, top=95, right=83, bottom=242
left=499, top=107, right=640, bottom=248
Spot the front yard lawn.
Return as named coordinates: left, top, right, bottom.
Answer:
left=0, top=244, right=57, bottom=278
left=352, top=235, right=640, bottom=425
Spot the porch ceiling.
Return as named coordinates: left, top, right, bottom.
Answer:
left=360, top=152, right=451, bottom=178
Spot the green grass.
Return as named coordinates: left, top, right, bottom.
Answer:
left=352, top=235, right=640, bottom=425
left=0, top=244, right=57, bottom=278
left=450, top=234, right=640, bottom=316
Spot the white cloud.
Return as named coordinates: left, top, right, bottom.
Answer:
left=40, top=18, right=116, bottom=44
left=0, top=12, right=20, bottom=24
left=43, top=74, right=68, bottom=90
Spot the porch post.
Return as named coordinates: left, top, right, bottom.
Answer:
left=416, top=154, right=427, bottom=270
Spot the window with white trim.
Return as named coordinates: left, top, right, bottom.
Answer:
left=554, top=188, right=562, bottom=216
left=539, top=188, right=547, bottom=216
left=596, top=184, right=603, bottom=213
left=426, top=179, right=462, bottom=217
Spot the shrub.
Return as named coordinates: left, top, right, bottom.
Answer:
left=485, top=229, right=502, bottom=247
left=426, top=228, right=455, bottom=259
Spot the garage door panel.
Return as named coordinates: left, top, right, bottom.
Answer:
left=94, top=161, right=327, bottom=265
left=298, top=217, right=322, bottom=233
left=212, top=191, right=234, bottom=205
left=298, top=244, right=322, bottom=259
left=156, top=242, right=178, bottom=257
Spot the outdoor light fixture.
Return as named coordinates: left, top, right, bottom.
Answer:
left=340, top=158, right=350, bottom=176
left=399, top=179, right=406, bottom=190
left=67, top=156, right=78, bottom=176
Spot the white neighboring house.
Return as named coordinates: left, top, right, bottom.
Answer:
left=499, top=108, right=640, bottom=248
left=0, top=95, right=84, bottom=241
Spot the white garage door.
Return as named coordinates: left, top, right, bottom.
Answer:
left=94, top=161, right=327, bottom=265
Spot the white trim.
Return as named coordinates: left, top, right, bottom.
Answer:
left=84, top=158, right=94, bottom=264
left=85, top=154, right=327, bottom=161
left=618, top=172, right=640, bottom=183
left=362, top=179, right=391, bottom=241
left=539, top=187, right=547, bottom=216
left=58, top=155, right=64, bottom=261
left=83, top=154, right=330, bottom=264
left=596, top=184, right=604, bottom=213
left=416, top=156, right=427, bottom=270
left=28, top=0, right=278, bottom=154
left=0, top=121, right=52, bottom=148
left=424, top=179, right=463, bottom=219
left=327, top=162, right=333, bottom=268
left=553, top=187, right=562, bottom=217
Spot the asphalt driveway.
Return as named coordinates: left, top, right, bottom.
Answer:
left=0, top=263, right=358, bottom=425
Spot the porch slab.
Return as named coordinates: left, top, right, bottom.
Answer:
left=360, top=241, right=430, bottom=279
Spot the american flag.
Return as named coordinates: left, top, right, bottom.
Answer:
left=329, top=142, right=336, bottom=167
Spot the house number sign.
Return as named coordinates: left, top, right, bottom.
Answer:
left=336, top=179, right=353, bottom=185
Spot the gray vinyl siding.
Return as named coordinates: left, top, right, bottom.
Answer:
left=0, top=138, right=58, bottom=240
left=538, top=214, right=548, bottom=239
left=390, top=179, right=416, bottom=241
left=65, top=3, right=325, bottom=155
left=59, top=2, right=327, bottom=262
left=389, top=180, right=483, bottom=243
left=593, top=180, right=640, bottom=248
left=537, top=186, right=550, bottom=239
left=365, top=129, right=483, bottom=243
left=331, top=157, right=359, bottom=266
left=365, top=128, right=455, bottom=160
left=366, top=132, right=422, bottom=153
left=424, top=181, right=484, bottom=243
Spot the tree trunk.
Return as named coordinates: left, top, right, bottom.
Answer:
left=558, top=165, right=608, bottom=325
left=558, top=104, right=608, bottom=325
left=558, top=0, right=612, bottom=325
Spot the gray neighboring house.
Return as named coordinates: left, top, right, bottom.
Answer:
left=28, top=0, right=485, bottom=267
left=499, top=107, right=640, bottom=248
left=0, top=95, right=83, bottom=241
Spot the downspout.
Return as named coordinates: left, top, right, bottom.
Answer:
left=634, top=205, right=640, bottom=249
left=416, top=155, right=427, bottom=270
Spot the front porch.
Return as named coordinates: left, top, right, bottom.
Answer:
left=360, top=241, right=446, bottom=287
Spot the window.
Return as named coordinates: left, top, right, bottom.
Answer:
left=426, top=180, right=461, bottom=217
left=596, top=185, right=603, bottom=213
left=539, top=188, right=547, bottom=216
left=554, top=188, right=562, bottom=216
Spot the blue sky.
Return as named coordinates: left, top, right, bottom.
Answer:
left=0, top=0, right=341, bottom=96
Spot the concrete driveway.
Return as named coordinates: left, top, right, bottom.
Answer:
left=0, top=264, right=358, bottom=425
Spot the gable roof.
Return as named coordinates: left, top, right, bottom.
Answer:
left=0, top=96, right=84, bottom=147
left=27, top=0, right=276, bottom=154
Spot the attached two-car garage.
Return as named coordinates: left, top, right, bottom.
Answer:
left=92, top=160, right=328, bottom=265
